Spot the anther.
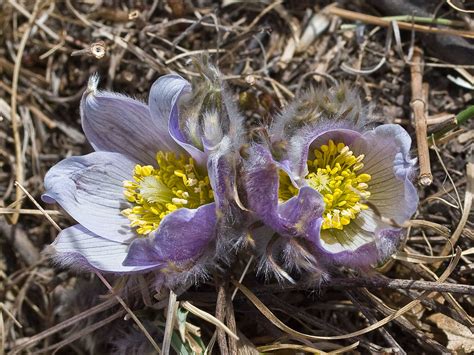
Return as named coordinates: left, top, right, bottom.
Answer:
left=172, top=198, right=188, bottom=205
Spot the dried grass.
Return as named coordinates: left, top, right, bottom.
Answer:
left=1, top=0, right=473, bottom=354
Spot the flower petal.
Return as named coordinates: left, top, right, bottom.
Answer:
left=206, top=137, right=250, bottom=253
left=305, top=124, right=418, bottom=268
left=243, top=145, right=324, bottom=237
left=42, top=151, right=135, bottom=242
left=149, top=74, right=208, bottom=166
left=278, top=129, right=363, bottom=184
left=81, top=86, right=175, bottom=164
left=351, top=124, right=418, bottom=225
left=317, top=214, right=376, bottom=254
left=123, top=203, right=217, bottom=267
left=308, top=224, right=403, bottom=269
left=278, top=187, right=325, bottom=235
left=51, top=225, right=157, bottom=273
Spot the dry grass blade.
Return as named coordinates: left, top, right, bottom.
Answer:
left=8, top=1, right=41, bottom=224
left=0, top=304, right=21, bottom=330
left=165, top=49, right=226, bottom=64
left=405, top=220, right=451, bottom=235
left=94, top=272, right=162, bottom=354
left=395, top=247, right=474, bottom=264
left=232, top=248, right=462, bottom=341
left=7, top=0, right=59, bottom=40
left=31, top=311, right=125, bottom=354
left=162, top=290, right=177, bottom=355
left=256, top=341, right=360, bottom=354
left=257, top=343, right=329, bottom=354
left=438, top=163, right=473, bottom=260
left=0, top=311, right=3, bottom=355
left=9, top=298, right=118, bottom=353
left=447, top=0, right=474, bottom=14
left=327, top=341, right=360, bottom=354
left=14, top=182, right=61, bottom=232
left=0, top=208, right=61, bottom=215
left=2, top=1, right=471, bottom=352
left=180, top=301, right=239, bottom=341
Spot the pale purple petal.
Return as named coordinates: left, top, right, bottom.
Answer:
left=351, top=124, right=418, bottom=225
left=81, top=88, right=177, bottom=165
left=316, top=214, right=376, bottom=254
left=277, top=187, right=324, bottom=235
left=42, top=151, right=135, bottom=242
left=149, top=74, right=207, bottom=166
left=51, top=225, right=157, bottom=273
left=124, top=203, right=216, bottom=267
left=206, top=137, right=251, bottom=257
left=304, top=124, right=418, bottom=268
left=149, top=74, right=190, bottom=141
left=275, top=129, right=364, bottom=184
left=206, top=136, right=238, bottom=208
left=243, top=145, right=324, bottom=237
left=242, top=144, right=280, bottom=231
left=307, top=224, right=403, bottom=269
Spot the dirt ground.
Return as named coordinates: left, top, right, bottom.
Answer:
left=1, top=1, right=473, bottom=354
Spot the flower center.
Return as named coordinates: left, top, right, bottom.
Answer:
left=122, top=152, right=214, bottom=235
left=279, top=139, right=371, bottom=230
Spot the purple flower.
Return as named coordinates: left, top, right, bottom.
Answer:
left=43, top=66, right=246, bottom=280
left=243, top=85, right=418, bottom=274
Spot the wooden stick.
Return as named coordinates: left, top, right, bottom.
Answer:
left=410, top=47, right=433, bottom=186
left=327, top=7, right=474, bottom=39
left=250, top=277, right=474, bottom=296
left=422, top=82, right=429, bottom=118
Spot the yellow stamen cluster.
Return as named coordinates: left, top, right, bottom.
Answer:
left=122, top=152, right=214, bottom=235
left=279, top=140, right=371, bottom=230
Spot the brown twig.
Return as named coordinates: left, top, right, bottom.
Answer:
left=327, top=6, right=474, bottom=39
left=215, top=280, right=229, bottom=355
left=410, top=47, right=433, bottom=186
left=207, top=257, right=254, bottom=353
left=225, top=290, right=238, bottom=355
left=251, top=277, right=474, bottom=296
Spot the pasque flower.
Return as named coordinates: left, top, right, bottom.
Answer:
left=43, top=64, right=246, bottom=281
left=243, top=85, right=418, bottom=274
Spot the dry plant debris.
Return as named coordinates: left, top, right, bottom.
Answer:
left=1, top=1, right=473, bottom=354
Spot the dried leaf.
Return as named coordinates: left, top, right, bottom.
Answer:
left=428, top=313, right=474, bottom=352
